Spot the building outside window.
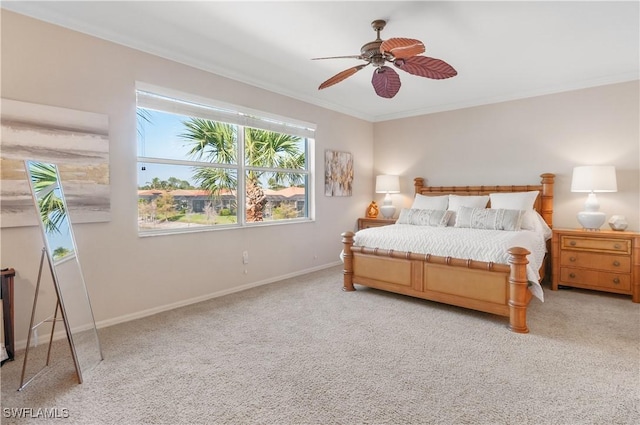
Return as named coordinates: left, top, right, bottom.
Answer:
left=136, top=85, right=315, bottom=235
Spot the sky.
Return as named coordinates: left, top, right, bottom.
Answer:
left=137, top=109, right=203, bottom=187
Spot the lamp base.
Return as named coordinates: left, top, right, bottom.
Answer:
left=577, top=211, right=606, bottom=230
left=380, top=205, right=396, bottom=219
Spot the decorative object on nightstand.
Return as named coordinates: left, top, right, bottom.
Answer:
left=608, top=215, right=628, bottom=231
left=375, top=175, right=400, bottom=219
left=366, top=201, right=379, bottom=218
left=551, top=228, right=639, bottom=303
left=570, top=165, right=617, bottom=230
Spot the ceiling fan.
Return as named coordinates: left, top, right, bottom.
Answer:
left=313, top=19, right=457, bottom=99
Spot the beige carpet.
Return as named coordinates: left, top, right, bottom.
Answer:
left=1, top=266, right=639, bottom=424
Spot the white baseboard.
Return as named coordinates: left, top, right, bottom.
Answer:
left=14, top=261, right=341, bottom=351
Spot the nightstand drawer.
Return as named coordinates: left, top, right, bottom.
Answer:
left=560, top=268, right=631, bottom=291
left=357, top=218, right=396, bottom=230
left=561, top=236, right=630, bottom=254
left=361, top=222, right=391, bottom=229
left=560, top=251, right=631, bottom=273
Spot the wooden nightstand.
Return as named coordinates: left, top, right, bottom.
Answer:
left=357, top=217, right=396, bottom=230
left=551, top=228, right=639, bottom=302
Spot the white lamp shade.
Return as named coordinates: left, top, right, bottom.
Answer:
left=571, top=166, right=617, bottom=192
left=375, top=175, right=400, bottom=193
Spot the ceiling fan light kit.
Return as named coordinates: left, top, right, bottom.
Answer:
left=314, top=19, right=457, bottom=98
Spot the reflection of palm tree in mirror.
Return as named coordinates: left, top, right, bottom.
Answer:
left=52, top=246, right=72, bottom=261
left=28, top=162, right=67, bottom=234
left=181, top=119, right=304, bottom=221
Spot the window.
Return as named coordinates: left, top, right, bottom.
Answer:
left=136, top=85, right=315, bottom=235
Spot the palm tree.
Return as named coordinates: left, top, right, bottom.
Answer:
left=52, top=246, right=72, bottom=261
left=146, top=177, right=164, bottom=189
left=28, top=162, right=67, bottom=234
left=137, top=108, right=152, bottom=137
left=180, top=119, right=304, bottom=222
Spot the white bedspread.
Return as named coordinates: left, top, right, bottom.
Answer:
left=353, top=225, right=547, bottom=301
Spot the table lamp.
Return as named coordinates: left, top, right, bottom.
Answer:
left=570, top=165, right=617, bottom=230
left=375, top=175, right=400, bottom=219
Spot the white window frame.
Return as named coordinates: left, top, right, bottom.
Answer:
left=136, top=83, right=315, bottom=236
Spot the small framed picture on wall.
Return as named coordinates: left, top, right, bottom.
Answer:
left=324, top=150, right=353, bottom=197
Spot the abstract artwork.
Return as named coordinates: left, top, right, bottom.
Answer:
left=1, top=99, right=110, bottom=228
left=324, top=150, right=353, bottom=197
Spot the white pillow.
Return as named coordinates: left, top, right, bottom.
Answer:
left=411, top=194, right=448, bottom=211
left=397, top=209, right=453, bottom=227
left=490, top=191, right=540, bottom=230
left=523, top=210, right=553, bottom=240
left=489, top=191, right=539, bottom=210
left=448, top=195, right=490, bottom=210
left=454, top=207, right=524, bottom=231
left=447, top=195, right=490, bottom=226
left=518, top=210, right=539, bottom=231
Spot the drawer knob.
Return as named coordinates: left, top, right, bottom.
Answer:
left=613, top=260, right=620, bottom=267
left=570, top=241, right=576, bottom=246
left=613, top=278, right=620, bottom=284
left=614, top=243, right=621, bottom=249
left=569, top=273, right=576, bottom=278
left=569, top=256, right=576, bottom=262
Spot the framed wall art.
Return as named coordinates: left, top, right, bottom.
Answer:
left=0, top=99, right=110, bottom=228
left=324, top=150, right=353, bottom=197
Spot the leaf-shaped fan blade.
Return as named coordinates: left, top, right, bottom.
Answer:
left=318, top=64, right=368, bottom=90
left=380, top=38, right=425, bottom=59
left=312, top=55, right=364, bottom=60
left=371, top=66, right=401, bottom=98
left=394, top=56, right=457, bottom=79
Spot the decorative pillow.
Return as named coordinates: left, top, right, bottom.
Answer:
left=454, top=207, right=524, bottom=231
left=411, top=194, right=448, bottom=211
left=397, top=208, right=453, bottom=227
left=446, top=195, right=490, bottom=226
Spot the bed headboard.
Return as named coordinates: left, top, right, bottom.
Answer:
left=414, top=173, right=555, bottom=228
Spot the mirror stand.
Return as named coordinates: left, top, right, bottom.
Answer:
left=18, top=248, right=83, bottom=391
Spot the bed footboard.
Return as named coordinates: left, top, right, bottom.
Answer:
left=341, top=231, right=532, bottom=333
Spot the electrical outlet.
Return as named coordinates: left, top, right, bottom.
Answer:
left=242, top=251, right=249, bottom=264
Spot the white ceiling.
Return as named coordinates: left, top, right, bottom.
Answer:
left=2, top=1, right=639, bottom=122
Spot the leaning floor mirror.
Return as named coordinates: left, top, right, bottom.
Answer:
left=23, top=160, right=103, bottom=386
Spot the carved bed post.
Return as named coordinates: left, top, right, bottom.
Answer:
left=414, top=177, right=425, bottom=194
left=342, top=231, right=355, bottom=291
left=507, top=247, right=530, bottom=333
left=540, top=173, right=555, bottom=228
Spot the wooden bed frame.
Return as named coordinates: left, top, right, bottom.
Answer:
left=342, top=173, right=555, bottom=333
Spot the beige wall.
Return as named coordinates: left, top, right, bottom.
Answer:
left=2, top=11, right=638, bottom=346
left=0, top=11, right=373, bottom=345
left=373, top=81, right=640, bottom=231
